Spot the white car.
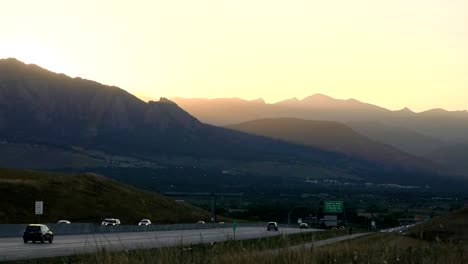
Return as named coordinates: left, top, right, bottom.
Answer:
left=197, top=221, right=206, bottom=224
left=56, top=220, right=71, bottom=224
left=101, top=218, right=121, bottom=226
left=138, top=219, right=152, bottom=226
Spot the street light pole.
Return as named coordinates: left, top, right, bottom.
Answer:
left=210, top=193, right=216, bottom=223
left=314, top=199, right=324, bottom=227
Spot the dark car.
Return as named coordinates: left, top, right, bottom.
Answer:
left=299, top=223, right=309, bottom=229
left=23, top=224, right=53, bottom=243
left=267, top=222, right=278, bottom=231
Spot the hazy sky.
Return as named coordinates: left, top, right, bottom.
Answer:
left=1, top=0, right=467, bottom=111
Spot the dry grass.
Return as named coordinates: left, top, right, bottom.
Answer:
left=406, top=207, right=468, bottom=243
left=7, top=232, right=466, bottom=264
left=0, top=168, right=212, bottom=224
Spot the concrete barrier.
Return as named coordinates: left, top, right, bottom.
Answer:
left=0, top=224, right=28, bottom=237
left=0, top=222, right=267, bottom=238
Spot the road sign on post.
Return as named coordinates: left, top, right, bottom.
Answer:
left=232, top=221, right=237, bottom=240
left=35, top=201, right=43, bottom=215
left=323, top=201, right=343, bottom=213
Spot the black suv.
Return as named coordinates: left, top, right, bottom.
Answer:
left=23, top=224, right=53, bottom=243
left=267, top=222, right=279, bottom=231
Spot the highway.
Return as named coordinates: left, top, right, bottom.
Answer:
left=0, top=226, right=319, bottom=261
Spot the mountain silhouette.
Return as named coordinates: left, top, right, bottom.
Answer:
left=425, top=144, right=468, bottom=176
left=0, top=58, right=328, bottom=160
left=172, top=96, right=468, bottom=158
left=0, top=58, right=462, bottom=188
left=228, top=118, right=436, bottom=170
left=347, top=121, right=446, bottom=156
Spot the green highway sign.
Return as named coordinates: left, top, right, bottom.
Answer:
left=232, top=221, right=237, bottom=240
left=232, top=221, right=237, bottom=232
left=323, top=201, right=343, bottom=213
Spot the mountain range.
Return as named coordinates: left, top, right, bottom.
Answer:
left=171, top=94, right=468, bottom=142
left=227, top=118, right=435, bottom=170
left=0, top=58, right=326, bottom=161
left=172, top=95, right=468, bottom=144
left=172, top=96, right=468, bottom=177
left=0, top=58, right=465, bottom=191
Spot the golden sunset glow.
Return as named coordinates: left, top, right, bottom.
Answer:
left=1, top=0, right=467, bottom=111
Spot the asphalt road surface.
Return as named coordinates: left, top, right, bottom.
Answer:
left=0, top=227, right=319, bottom=261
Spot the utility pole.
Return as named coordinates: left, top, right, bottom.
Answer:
left=210, top=193, right=216, bottom=223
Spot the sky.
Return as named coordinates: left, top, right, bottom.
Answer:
left=1, top=0, right=467, bottom=112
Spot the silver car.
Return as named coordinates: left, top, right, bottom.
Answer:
left=138, top=219, right=152, bottom=226
left=101, top=218, right=121, bottom=226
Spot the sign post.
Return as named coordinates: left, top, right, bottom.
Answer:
left=232, top=221, right=237, bottom=240
left=35, top=201, right=43, bottom=223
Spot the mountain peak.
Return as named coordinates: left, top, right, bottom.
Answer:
left=0, top=58, right=39, bottom=69
left=421, top=108, right=449, bottom=115
left=275, top=97, right=299, bottom=105
left=158, top=97, right=176, bottom=104
left=346, top=98, right=361, bottom=103
left=0, top=58, right=30, bottom=70
left=0, top=58, right=66, bottom=79
left=251, top=98, right=265, bottom=104
left=302, top=93, right=335, bottom=102
left=1, top=57, right=22, bottom=63
left=396, top=107, right=415, bottom=114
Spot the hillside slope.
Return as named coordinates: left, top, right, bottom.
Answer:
left=0, top=168, right=211, bottom=224
left=407, top=207, right=468, bottom=242
left=348, top=121, right=446, bottom=156
left=0, top=58, right=336, bottom=162
left=425, top=144, right=468, bottom=175
left=228, top=118, right=436, bottom=169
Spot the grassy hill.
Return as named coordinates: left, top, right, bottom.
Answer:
left=0, top=168, right=212, bottom=224
left=407, top=206, right=468, bottom=242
